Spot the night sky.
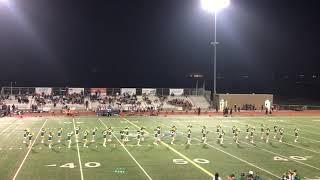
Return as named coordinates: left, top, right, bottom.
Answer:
left=0, top=0, right=320, bottom=101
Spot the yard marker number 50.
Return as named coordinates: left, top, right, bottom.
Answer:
left=173, top=158, right=210, bottom=165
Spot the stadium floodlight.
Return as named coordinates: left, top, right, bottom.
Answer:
left=201, top=0, right=230, bottom=13
left=0, top=0, right=9, bottom=4
left=201, top=0, right=230, bottom=100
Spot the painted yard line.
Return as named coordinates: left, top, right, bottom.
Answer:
left=261, top=148, right=320, bottom=171
left=249, top=117, right=320, bottom=137
left=192, top=121, right=320, bottom=155
left=193, top=117, right=320, bottom=143
left=11, top=119, right=48, bottom=180
left=153, top=119, right=281, bottom=179
left=255, top=117, right=320, bottom=142
left=0, top=119, right=18, bottom=135
left=220, top=133, right=320, bottom=172
left=98, top=119, right=153, bottom=180
left=123, top=117, right=214, bottom=178
left=229, top=120, right=320, bottom=154
left=174, top=120, right=320, bottom=172
left=72, top=118, right=84, bottom=180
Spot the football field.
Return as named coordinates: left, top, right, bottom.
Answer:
left=0, top=115, right=320, bottom=180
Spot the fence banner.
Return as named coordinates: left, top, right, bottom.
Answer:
left=68, top=88, right=84, bottom=94
left=169, top=89, right=184, bottom=96
left=35, top=87, right=52, bottom=95
left=121, top=88, right=136, bottom=95
left=90, top=88, right=107, bottom=96
left=142, top=88, right=156, bottom=96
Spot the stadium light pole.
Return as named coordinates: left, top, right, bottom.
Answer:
left=201, top=0, right=230, bottom=98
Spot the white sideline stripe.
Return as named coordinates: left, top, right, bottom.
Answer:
left=12, top=119, right=48, bottom=180
left=123, top=118, right=214, bottom=178
left=154, top=120, right=281, bottom=179
left=98, top=119, right=152, bottom=180
left=72, top=119, right=84, bottom=180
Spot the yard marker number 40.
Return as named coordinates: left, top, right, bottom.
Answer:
left=59, top=162, right=101, bottom=168
left=173, top=158, right=210, bottom=165
left=274, top=156, right=310, bottom=161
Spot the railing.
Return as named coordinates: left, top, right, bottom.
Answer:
left=0, top=87, right=206, bottom=96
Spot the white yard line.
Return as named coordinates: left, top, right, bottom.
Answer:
left=123, top=117, right=214, bottom=178
left=72, top=118, right=84, bottom=180
left=232, top=120, right=320, bottom=154
left=0, top=119, right=17, bottom=135
left=153, top=119, right=281, bottom=179
left=98, top=119, right=153, bottom=180
left=176, top=119, right=320, bottom=172
left=12, top=119, right=48, bottom=180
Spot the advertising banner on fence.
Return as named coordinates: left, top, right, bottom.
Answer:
left=68, top=88, right=84, bottom=94
left=90, top=88, right=107, bottom=96
left=35, top=87, right=52, bottom=95
left=121, top=88, right=136, bottom=95
left=169, top=89, right=184, bottom=96
left=142, top=88, right=156, bottom=96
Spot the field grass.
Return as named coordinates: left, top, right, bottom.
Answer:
left=0, top=115, right=320, bottom=180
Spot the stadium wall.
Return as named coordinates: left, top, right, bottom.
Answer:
left=218, top=93, right=273, bottom=109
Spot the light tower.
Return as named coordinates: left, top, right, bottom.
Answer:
left=201, top=0, right=230, bottom=102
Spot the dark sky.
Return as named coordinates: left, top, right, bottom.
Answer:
left=0, top=0, right=320, bottom=99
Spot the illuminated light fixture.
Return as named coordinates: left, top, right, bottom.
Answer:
left=201, top=0, right=230, bottom=13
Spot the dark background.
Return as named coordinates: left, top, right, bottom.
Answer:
left=0, top=0, right=319, bottom=102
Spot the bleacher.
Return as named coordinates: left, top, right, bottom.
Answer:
left=0, top=87, right=213, bottom=113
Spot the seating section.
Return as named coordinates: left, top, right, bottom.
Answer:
left=1, top=93, right=212, bottom=112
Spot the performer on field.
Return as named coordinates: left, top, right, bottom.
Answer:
left=48, top=132, right=53, bottom=149
left=218, top=130, right=225, bottom=145
left=186, top=125, right=192, bottom=145
left=245, top=125, right=250, bottom=139
left=260, top=124, right=265, bottom=140
left=294, top=128, right=299, bottom=143
left=273, top=126, right=278, bottom=139
left=279, top=128, right=284, bottom=142
left=57, top=128, right=62, bottom=143
left=201, top=126, right=208, bottom=144
left=67, top=132, right=73, bottom=148
left=40, top=128, right=46, bottom=144
left=250, top=128, right=255, bottom=144
left=107, top=127, right=113, bottom=142
left=83, top=130, right=89, bottom=148
left=124, top=127, right=129, bottom=142
left=91, top=127, right=98, bottom=142
left=28, top=132, right=33, bottom=148
left=137, top=130, right=142, bottom=146
left=170, top=126, right=177, bottom=145
left=265, top=128, right=270, bottom=143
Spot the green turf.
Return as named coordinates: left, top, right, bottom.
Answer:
left=0, top=115, right=320, bottom=180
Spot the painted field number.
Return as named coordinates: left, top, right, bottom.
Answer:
left=273, top=156, right=309, bottom=161
left=173, top=158, right=210, bottom=165
left=58, top=162, right=100, bottom=168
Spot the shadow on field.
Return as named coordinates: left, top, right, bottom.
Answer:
left=269, top=142, right=278, bottom=148
left=51, top=148, right=60, bottom=153
left=202, top=144, right=209, bottom=149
